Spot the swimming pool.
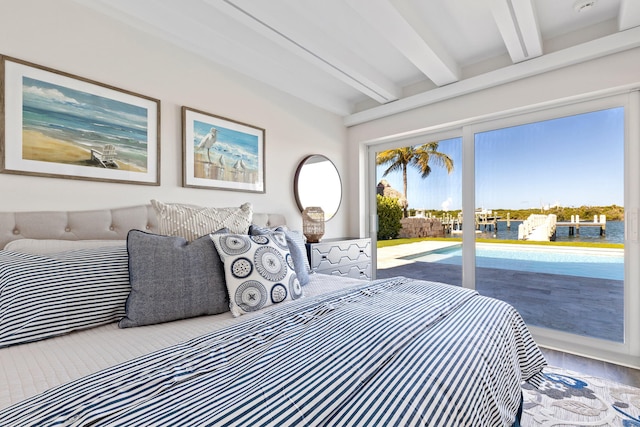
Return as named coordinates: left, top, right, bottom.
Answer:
left=411, top=244, right=624, bottom=280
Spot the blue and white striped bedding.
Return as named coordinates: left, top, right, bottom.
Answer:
left=0, top=247, right=130, bottom=348
left=0, top=277, right=546, bottom=426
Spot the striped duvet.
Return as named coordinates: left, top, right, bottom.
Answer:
left=0, top=277, right=546, bottom=426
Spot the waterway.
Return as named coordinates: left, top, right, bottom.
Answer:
left=458, top=220, right=624, bottom=244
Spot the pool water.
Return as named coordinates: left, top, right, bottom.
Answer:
left=413, top=245, right=624, bottom=280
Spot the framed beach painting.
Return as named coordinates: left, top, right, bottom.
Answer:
left=0, top=55, right=160, bottom=185
left=182, top=106, right=265, bottom=193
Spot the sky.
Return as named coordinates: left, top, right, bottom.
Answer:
left=193, top=119, right=259, bottom=171
left=376, top=107, right=625, bottom=211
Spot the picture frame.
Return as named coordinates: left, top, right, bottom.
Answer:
left=182, top=106, right=265, bottom=193
left=0, top=55, right=160, bottom=185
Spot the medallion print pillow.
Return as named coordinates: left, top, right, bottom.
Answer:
left=210, top=232, right=303, bottom=317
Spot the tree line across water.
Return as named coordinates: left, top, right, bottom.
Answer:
left=411, top=205, right=625, bottom=222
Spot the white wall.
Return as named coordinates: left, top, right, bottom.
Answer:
left=347, top=47, right=640, bottom=236
left=0, top=0, right=348, bottom=237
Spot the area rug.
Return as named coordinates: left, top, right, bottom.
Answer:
left=522, top=366, right=640, bottom=426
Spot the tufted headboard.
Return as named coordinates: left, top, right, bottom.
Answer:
left=0, top=205, right=286, bottom=249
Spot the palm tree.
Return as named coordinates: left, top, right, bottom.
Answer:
left=376, top=142, right=454, bottom=217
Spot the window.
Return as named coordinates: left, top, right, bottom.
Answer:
left=368, top=91, right=640, bottom=363
left=475, top=108, right=624, bottom=342
left=374, top=135, right=462, bottom=285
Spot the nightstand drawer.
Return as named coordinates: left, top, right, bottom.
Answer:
left=307, top=238, right=371, bottom=280
left=309, top=238, right=370, bottom=269
left=315, top=261, right=372, bottom=280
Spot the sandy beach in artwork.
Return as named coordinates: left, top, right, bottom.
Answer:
left=22, top=130, right=146, bottom=172
left=194, top=153, right=258, bottom=183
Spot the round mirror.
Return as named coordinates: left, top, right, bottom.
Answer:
left=294, top=155, right=342, bottom=221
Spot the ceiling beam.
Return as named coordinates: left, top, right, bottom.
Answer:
left=490, top=0, right=542, bottom=63
left=347, top=0, right=459, bottom=87
left=73, top=0, right=354, bottom=115
left=208, top=0, right=401, bottom=104
left=345, top=25, right=640, bottom=126
left=619, top=0, right=640, bottom=31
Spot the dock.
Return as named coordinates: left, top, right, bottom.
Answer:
left=557, top=214, right=607, bottom=236
left=440, top=209, right=501, bottom=235
left=519, top=214, right=606, bottom=241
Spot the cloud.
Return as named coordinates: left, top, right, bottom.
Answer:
left=23, top=85, right=80, bottom=105
left=441, top=197, right=453, bottom=211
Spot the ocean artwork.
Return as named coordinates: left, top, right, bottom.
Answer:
left=181, top=105, right=264, bottom=193
left=3, top=57, right=155, bottom=184
left=191, top=119, right=259, bottom=184
left=21, top=77, right=149, bottom=172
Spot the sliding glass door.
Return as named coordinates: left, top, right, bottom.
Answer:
left=368, top=91, right=640, bottom=363
left=474, top=107, right=624, bottom=342
left=373, top=133, right=463, bottom=285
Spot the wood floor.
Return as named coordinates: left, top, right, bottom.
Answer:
left=541, top=347, right=640, bottom=388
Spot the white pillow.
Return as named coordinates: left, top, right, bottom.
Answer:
left=151, top=200, right=253, bottom=241
left=210, top=232, right=303, bottom=317
left=4, top=239, right=126, bottom=254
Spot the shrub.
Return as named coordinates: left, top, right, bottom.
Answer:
left=377, top=194, right=403, bottom=240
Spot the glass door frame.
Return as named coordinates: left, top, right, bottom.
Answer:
left=366, top=90, right=640, bottom=366
left=367, top=129, right=464, bottom=279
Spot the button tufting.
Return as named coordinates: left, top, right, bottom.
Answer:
left=65, top=227, right=71, bottom=232
left=109, top=226, right=114, bottom=231
left=12, top=229, right=20, bottom=235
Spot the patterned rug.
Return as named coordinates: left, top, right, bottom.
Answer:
left=522, top=366, right=640, bottom=426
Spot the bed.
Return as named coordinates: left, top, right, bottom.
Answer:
left=0, top=203, right=546, bottom=426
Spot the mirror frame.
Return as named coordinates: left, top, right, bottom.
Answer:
left=294, top=154, right=342, bottom=221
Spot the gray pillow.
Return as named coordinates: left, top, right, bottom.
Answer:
left=119, top=230, right=229, bottom=328
left=249, top=224, right=310, bottom=286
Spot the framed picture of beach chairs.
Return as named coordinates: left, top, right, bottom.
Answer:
left=182, top=106, right=265, bottom=193
left=0, top=55, right=160, bottom=185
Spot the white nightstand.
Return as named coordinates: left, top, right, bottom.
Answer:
left=306, top=238, right=372, bottom=280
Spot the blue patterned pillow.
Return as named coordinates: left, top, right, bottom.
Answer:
left=210, top=232, right=303, bottom=317
left=249, top=224, right=311, bottom=285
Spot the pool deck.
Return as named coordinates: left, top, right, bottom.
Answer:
left=375, top=241, right=624, bottom=343
left=377, top=241, right=460, bottom=269
left=378, top=241, right=623, bottom=267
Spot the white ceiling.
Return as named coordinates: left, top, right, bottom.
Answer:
left=74, top=0, right=640, bottom=125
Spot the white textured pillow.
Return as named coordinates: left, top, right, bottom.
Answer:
left=151, top=200, right=253, bottom=241
left=210, top=232, right=304, bottom=317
